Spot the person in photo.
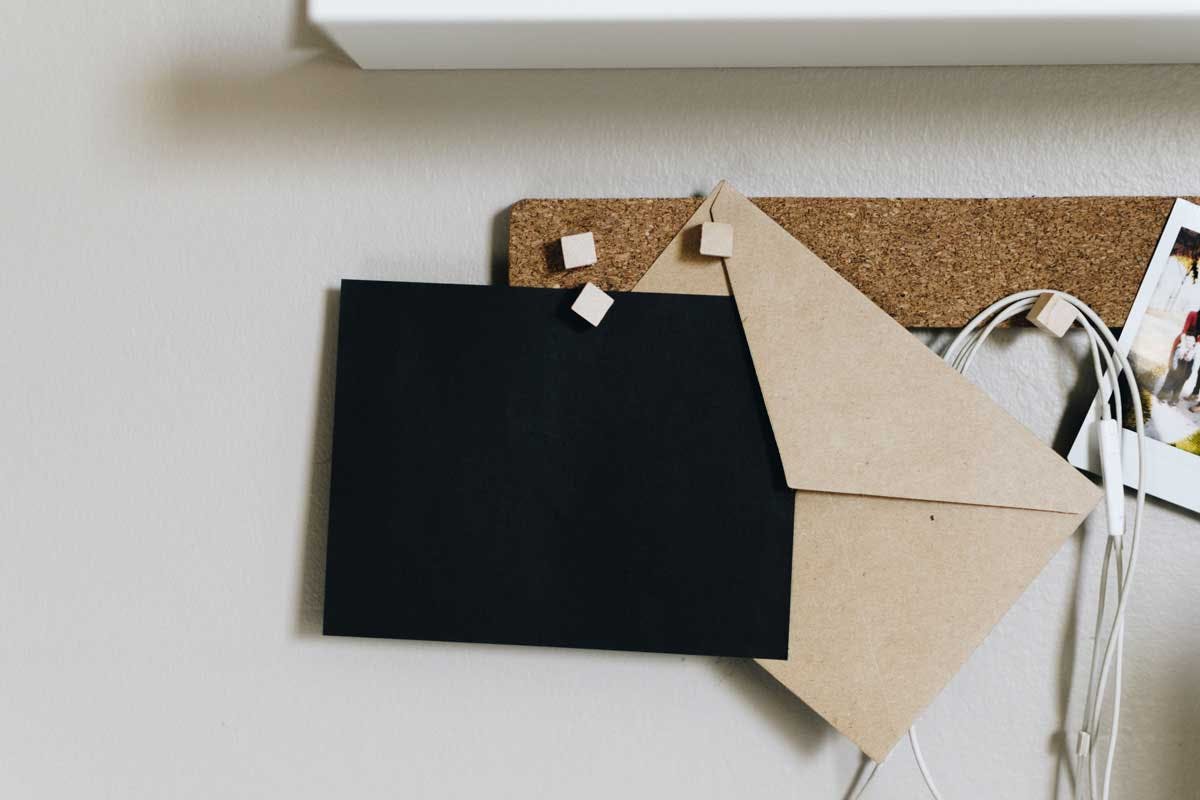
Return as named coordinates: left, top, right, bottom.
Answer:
left=1164, top=308, right=1200, bottom=409
left=1159, top=332, right=1198, bottom=405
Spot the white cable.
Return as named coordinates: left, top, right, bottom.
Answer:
left=908, top=725, right=944, bottom=800
left=849, top=760, right=880, bottom=800
left=887, top=290, right=1146, bottom=800
left=1101, top=544, right=1127, bottom=800
left=1078, top=537, right=1115, bottom=800
left=952, top=292, right=1145, bottom=800
left=1068, top=311, right=1143, bottom=800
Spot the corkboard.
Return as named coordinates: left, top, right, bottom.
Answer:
left=509, top=196, right=1194, bottom=327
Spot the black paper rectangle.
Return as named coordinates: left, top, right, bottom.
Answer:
left=323, top=280, right=795, bottom=658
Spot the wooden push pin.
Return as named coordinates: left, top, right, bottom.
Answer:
left=1027, top=292, right=1076, bottom=338
left=699, top=222, right=734, bottom=258
left=571, top=282, right=613, bottom=327
left=561, top=232, right=597, bottom=270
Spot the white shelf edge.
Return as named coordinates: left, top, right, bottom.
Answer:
left=310, top=4, right=1200, bottom=69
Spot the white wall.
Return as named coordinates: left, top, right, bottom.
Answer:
left=2, top=2, right=1198, bottom=797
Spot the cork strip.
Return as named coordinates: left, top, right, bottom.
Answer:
left=508, top=196, right=1194, bottom=327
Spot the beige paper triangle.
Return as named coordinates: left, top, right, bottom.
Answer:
left=634, top=182, right=731, bottom=297
left=759, top=493, right=1090, bottom=760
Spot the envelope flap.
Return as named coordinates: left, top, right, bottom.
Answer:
left=758, top=493, right=1094, bottom=761
left=634, top=183, right=732, bottom=297
left=707, top=184, right=1099, bottom=515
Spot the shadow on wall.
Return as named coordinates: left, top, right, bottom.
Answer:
left=296, top=288, right=338, bottom=636
left=711, top=659, right=964, bottom=800
left=710, top=657, right=869, bottom=797
left=289, top=0, right=340, bottom=54
left=139, top=32, right=1200, bottom=201
left=1163, top=647, right=1200, bottom=796
left=145, top=60, right=1200, bottom=152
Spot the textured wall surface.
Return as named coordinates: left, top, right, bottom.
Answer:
left=2, top=2, right=1199, bottom=798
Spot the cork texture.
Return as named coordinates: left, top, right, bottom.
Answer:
left=509, top=196, right=1194, bottom=327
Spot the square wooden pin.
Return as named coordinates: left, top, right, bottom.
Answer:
left=1027, top=292, right=1076, bottom=338
left=699, top=222, right=734, bottom=258
left=571, top=282, right=613, bottom=327
left=561, top=232, right=597, bottom=270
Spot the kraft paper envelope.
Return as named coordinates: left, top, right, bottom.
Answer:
left=635, top=182, right=1102, bottom=760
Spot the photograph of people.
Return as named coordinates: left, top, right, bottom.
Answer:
left=1127, top=225, right=1200, bottom=453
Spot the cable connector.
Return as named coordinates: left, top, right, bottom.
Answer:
left=1076, top=730, right=1092, bottom=756
left=1097, top=419, right=1126, bottom=538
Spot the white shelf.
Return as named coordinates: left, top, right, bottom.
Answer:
left=311, top=1, right=1200, bottom=69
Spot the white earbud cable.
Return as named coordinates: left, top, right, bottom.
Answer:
left=852, top=291, right=1145, bottom=800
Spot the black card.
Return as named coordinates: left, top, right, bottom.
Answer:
left=323, top=280, right=794, bottom=658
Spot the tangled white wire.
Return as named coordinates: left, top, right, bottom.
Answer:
left=850, top=291, right=1146, bottom=800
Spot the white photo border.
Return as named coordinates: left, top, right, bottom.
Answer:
left=1068, top=198, right=1200, bottom=514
